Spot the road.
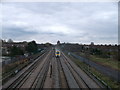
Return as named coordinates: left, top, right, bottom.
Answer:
left=2, top=48, right=106, bottom=89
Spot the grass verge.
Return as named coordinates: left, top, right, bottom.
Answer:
left=74, top=52, right=120, bottom=71
left=65, top=52, right=120, bottom=88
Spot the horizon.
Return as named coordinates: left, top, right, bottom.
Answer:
left=1, top=38, right=118, bottom=45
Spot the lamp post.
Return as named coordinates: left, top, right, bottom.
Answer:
left=85, top=47, right=90, bottom=72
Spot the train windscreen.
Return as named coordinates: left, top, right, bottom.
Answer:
left=56, top=52, right=59, bottom=54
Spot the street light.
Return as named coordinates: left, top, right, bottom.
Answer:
left=85, top=47, right=90, bottom=72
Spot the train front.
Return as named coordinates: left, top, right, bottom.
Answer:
left=55, top=50, right=60, bottom=58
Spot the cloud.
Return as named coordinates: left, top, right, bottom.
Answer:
left=1, top=2, right=118, bottom=44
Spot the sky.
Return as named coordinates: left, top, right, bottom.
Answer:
left=1, top=2, right=118, bottom=44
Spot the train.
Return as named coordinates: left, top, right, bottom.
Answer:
left=55, top=50, right=60, bottom=58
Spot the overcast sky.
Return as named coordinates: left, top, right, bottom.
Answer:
left=1, top=2, right=118, bottom=44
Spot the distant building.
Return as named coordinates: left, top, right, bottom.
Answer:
left=91, top=42, right=94, bottom=45
left=2, top=41, right=28, bottom=55
left=57, top=40, right=60, bottom=45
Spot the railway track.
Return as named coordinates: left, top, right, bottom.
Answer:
left=32, top=50, right=53, bottom=89
left=3, top=49, right=53, bottom=89
left=3, top=49, right=106, bottom=89
left=57, top=57, right=69, bottom=88
left=60, top=52, right=105, bottom=89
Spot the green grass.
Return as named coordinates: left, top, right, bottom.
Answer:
left=90, top=55, right=120, bottom=71
left=90, top=67, right=120, bottom=88
left=65, top=52, right=120, bottom=88
left=74, top=52, right=120, bottom=71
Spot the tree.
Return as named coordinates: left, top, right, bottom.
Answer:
left=45, top=42, right=52, bottom=47
left=10, top=45, right=24, bottom=57
left=25, top=41, right=38, bottom=54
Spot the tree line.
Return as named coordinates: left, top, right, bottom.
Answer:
left=10, top=41, right=38, bottom=57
